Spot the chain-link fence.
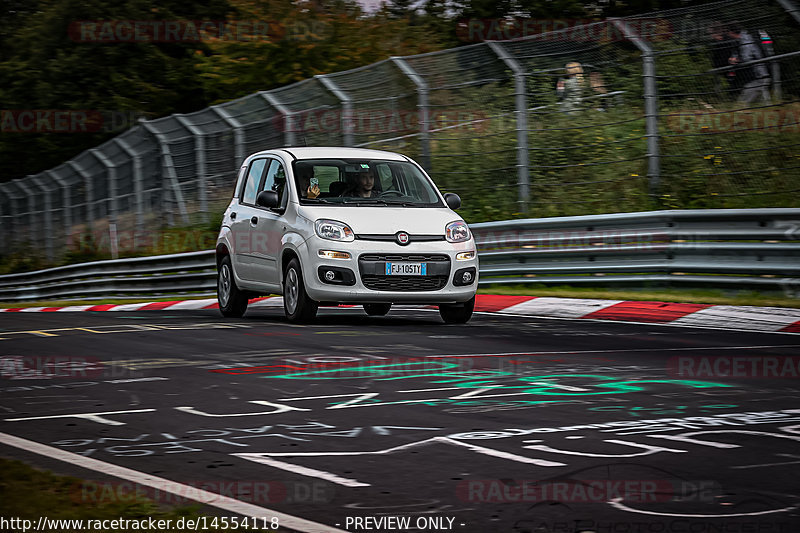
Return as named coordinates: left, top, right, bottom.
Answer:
left=2, top=0, right=799, bottom=263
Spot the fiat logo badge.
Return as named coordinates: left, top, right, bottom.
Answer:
left=396, top=232, right=410, bottom=245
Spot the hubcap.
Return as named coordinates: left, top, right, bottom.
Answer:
left=219, top=264, right=231, bottom=307
left=285, top=267, right=299, bottom=314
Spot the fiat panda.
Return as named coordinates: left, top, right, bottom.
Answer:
left=215, top=147, right=478, bottom=323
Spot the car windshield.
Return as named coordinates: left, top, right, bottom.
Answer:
left=293, top=158, right=444, bottom=207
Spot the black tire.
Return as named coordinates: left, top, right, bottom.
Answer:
left=283, top=258, right=318, bottom=323
left=364, top=303, right=392, bottom=316
left=439, top=295, right=475, bottom=324
left=218, top=256, right=248, bottom=318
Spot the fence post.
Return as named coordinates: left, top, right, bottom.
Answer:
left=14, top=180, right=37, bottom=254
left=114, top=138, right=144, bottom=237
left=262, top=91, right=296, bottom=147
left=46, top=170, right=72, bottom=252
left=30, top=175, right=54, bottom=261
left=487, top=41, right=530, bottom=215
left=174, top=116, right=208, bottom=222
left=210, top=105, right=246, bottom=167
left=316, top=74, right=354, bottom=147
left=611, top=18, right=660, bottom=197
left=390, top=56, right=431, bottom=171
left=776, top=0, right=800, bottom=23
left=140, top=122, right=190, bottom=226
left=68, top=160, right=94, bottom=231
left=90, top=149, right=118, bottom=228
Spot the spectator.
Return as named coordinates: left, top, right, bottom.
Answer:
left=707, top=22, right=739, bottom=95
left=727, top=22, right=771, bottom=104
left=556, top=62, right=585, bottom=114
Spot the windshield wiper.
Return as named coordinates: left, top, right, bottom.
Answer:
left=301, top=198, right=332, bottom=203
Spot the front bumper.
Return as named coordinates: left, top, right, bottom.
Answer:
left=299, top=237, right=479, bottom=304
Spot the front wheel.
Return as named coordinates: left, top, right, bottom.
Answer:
left=439, top=295, right=475, bottom=324
left=283, top=258, right=318, bottom=323
left=218, top=256, right=248, bottom=318
left=364, top=303, right=391, bottom=316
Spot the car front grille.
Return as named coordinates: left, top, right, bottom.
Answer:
left=361, top=275, right=448, bottom=291
left=358, top=254, right=450, bottom=292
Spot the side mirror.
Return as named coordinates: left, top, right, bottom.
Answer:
left=444, top=193, right=461, bottom=210
left=256, top=190, right=279, bottom=208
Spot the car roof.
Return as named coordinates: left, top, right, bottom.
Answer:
left=254, top=147, right=409, bottom=162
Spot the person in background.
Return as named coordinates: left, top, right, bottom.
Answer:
left=727, top=21, right=771, bottom=104
left=556, top=62, right=585, bottom=114
left=707, top=22, right=739, bottom=97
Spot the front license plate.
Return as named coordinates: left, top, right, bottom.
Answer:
left=386, top=262, right=427, bottom=276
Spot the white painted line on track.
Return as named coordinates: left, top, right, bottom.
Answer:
left=424, top=344, right=800, bottom=358
left=0, top=432, right=348, bottom=533
left=166, top=298, right=218, bottom=310
left=490, top=310, right=800, bottom=335
left=106, top=303, right=151, bottom=311
left=503, top=297, right=623, bottom=318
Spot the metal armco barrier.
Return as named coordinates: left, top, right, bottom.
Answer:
left=1, top=209, right=798, bottom=302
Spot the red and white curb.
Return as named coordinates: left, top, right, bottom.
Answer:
left=1, top=295, right=799, bottom=334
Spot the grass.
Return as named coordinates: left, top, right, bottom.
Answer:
left=479, top=284, right=800, bottom=308
left=0, top=458, right=230, bottom=532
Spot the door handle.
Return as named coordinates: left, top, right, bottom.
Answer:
left=251, top=216, right=258, bottom=225
left=230, top=212, right=236, bottom=219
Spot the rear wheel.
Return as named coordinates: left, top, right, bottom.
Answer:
left=439, top=295, right=475, bottom=324
left=364, top=303, right=392, bottom=316
left=283, top=258, right=318, bottom=323
left=218, top=256, right=248, bottom=318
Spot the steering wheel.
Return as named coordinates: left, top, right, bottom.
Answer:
left=379, top=190, right=405, bottom=197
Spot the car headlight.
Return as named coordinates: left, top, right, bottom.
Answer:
left=446, top=220, right=470, bottom=243
left=315, top=219, right=354, bottom=242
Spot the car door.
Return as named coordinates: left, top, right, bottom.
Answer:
left=248, top=158, right=288, bottom=290
left=232, top=157, right=269, bottom=281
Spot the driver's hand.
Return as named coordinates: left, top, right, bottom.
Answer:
left=307, top=185, right=320, bottom=199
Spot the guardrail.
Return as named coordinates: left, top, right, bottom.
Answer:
left=1, top=209, right=799, bottom=302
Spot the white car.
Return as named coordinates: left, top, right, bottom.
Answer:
left=215, top=147, right=478, bottom=323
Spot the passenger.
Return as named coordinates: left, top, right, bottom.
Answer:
left=296, top=167, right=320, bottom=199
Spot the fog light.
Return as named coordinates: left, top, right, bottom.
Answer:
left=456, top=251, right=476, bottom=261
left=462, top=271, right=473, bottom=283
left=318, top=250, right=351, bottom=259
left=324, top=270, right=336, bottom=281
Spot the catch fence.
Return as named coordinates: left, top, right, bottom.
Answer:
left=1, top=0, right=799, bottom=263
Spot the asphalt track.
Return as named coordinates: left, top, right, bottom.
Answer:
left=2, top=305, right=800, bottom=533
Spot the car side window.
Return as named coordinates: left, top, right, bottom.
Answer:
left=260, top=159, right=288, bottom=208
left=242, top=159, right=268, bottom=205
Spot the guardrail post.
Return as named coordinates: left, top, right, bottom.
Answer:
left=611, top=18, right=660, bottom=197
left=0, top=184, right=9, bottom=254
left=68, top=160, right=95, bottom=231
left=114, top=139, right=144, bottom=236
left=140, top=122, right=190, bottom=226
left=391, top=56, right=432, bottom=171
left=174, top=116, right=208, bottom=222
left=487, top=41, right=530, bottom=215
left=30, top=175, right=55, bottom=261
left=315, top=75, right=354, bottom=147
left=262, top=91, right=297, bottom=147
left=210, top=105, right=246, bottom=167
